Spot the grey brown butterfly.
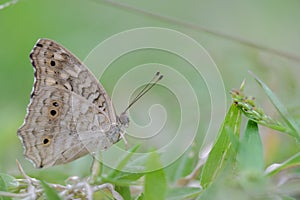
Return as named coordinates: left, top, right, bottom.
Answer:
left=17, top=38, right=162, bottom=168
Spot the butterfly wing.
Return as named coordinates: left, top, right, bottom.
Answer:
left=17, top=39, right=119, bottom=168
left=29, top=38, right=117, bottom=122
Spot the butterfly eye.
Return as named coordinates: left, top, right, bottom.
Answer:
left=48, top=101, right=61, bottom=120
left=43, top=138, right=49, bottom=144
left=42, top=136, right=52, bottom=146
left=50, top=110, right=57, bottom=116
left=50, top=60, right=56, bottom=66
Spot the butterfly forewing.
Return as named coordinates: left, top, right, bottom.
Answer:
left=29, top=38, right=116, bottom=122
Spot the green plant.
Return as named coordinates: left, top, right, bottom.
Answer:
left=0, top=74, right=299, bottom=200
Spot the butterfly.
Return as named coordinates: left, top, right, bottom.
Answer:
left=17, top=38, right=162, bottom=168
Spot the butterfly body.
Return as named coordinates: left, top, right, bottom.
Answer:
left=17, top=39, right=127, bottom=168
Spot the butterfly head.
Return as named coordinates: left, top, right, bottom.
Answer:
left=118, top=112, right=130, bottom=127
left=119, top=71, right=163, bottom=128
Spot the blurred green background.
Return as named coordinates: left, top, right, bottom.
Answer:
left=0, top=0, right=300, bottom=180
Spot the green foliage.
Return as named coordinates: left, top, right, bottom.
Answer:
left=0, top=173, right=15, bottom=200
left=144, top=152, right=167, bottom=200
left=265, top=152, right=300, bottom=176
left=251, top=72, right=300, bottom=142
left=230, top=81, right=288, bottom=133
left=0, top=173, right=18, bottom=193
left=40, top=181, right=62, bottom=200
left=200, top=104, right=241, bottom=189
left=166, top=187, right=201, bottom=199
left=1, top=73, right=300, bottom=199
left=237, top=120, right=264, bottom=173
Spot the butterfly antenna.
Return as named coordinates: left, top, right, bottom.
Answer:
left=130, top=72, right=161, bottom=103
left=123, top=72, right=163, bottom=113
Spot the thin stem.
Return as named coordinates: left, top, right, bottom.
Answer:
left=98, top=0, right=300, bottom=62
left=0, top=0, right=18, bottom=10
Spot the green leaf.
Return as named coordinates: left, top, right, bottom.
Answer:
left=165, top=145, right=199, bottom=183
left=115, top=185, right=131, bottom=200
left=236, top=120, right=266, bottom=194
left=106, top=144, right=140, bottom=179
left=144, top=152, right=167, bottom=200
left=0, top=173, right=18, bottom=200
left=265, top=152, right=300, bottom=176
left=136, top=193, right=145, bottom=200
left=104, top=172, right=144, bottom=186
left=200, top=104, right=241, bottom=189
left=166, top=187, right=201, bottom=199
left=40, top=180, right=62, bottom=200
left=0, top=178, right=10, bottom=200
left=0, top=173, right=18, bottom=189
left=103, top=145, right=143, bottom=189
left=251, top=72, right=300, bottom=142
left=237, top=120, right=264, bottom=173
